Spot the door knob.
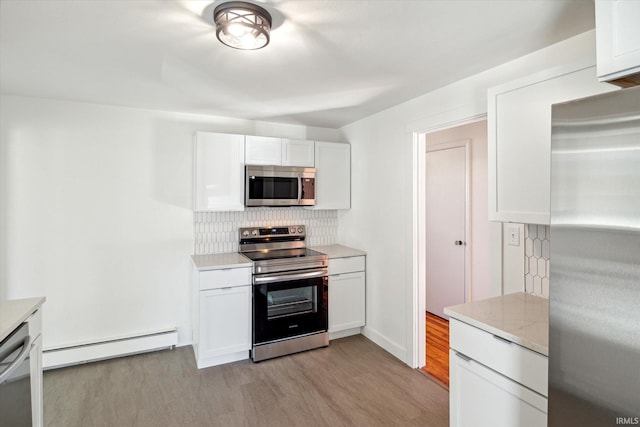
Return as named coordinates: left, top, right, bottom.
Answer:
left=454, top=240, right=464, bottom=246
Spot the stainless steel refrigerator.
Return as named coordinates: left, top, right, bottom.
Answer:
left=549, top=86, right=640, bottom=426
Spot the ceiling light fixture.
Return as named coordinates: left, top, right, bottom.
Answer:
left=213, top=1, right=272, bottom=50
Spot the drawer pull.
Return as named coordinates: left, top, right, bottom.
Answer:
left=456, top=351, right=473, bottom=362
left=493, top=334, right=513, bottom=345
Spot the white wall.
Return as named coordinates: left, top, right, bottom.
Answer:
left=339, top=30, right=597, bottom=366
left=0, top=95, right=344, bottom=350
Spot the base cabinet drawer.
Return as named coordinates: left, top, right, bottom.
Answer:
left=328, top=256, right=365, bottom=275
left=450, top=318, right=548, bottom=396
left=450, top=350, right=547, bottom=427
left=199, top=267, right=251, bottom=290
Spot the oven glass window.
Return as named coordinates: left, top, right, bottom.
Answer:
left=249, top=177, right=298, bottom=200
left=267, top=286, right=317, bottom=319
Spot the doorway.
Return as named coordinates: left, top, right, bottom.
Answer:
left=422, top=140, right=470, bottom=387
left=418, top=119, right=489, bottom=387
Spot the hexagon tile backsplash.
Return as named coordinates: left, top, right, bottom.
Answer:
left=194, top=208, right=338, bottom=255
left=524, top=224, right=550, bottom=298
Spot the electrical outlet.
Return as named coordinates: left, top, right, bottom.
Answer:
left=508, top=226, right=520, bottom=246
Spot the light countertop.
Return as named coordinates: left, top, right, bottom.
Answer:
left=191, top=244, right=366, bottom=271
left=311, top=244, right=366, bottom=258
left=191, top=253, right=253, bottom=271
left=444, top=292, right=549, bottom=356
left=1, top=297, right=46, bottom=342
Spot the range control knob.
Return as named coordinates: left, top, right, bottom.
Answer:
left=242, top=230, right=250, bottom=238
left=297, top=227, right=304, bottom=234
left=251, top=229, right=258, bottom=237
left=289, top=227, right=296, bottom=234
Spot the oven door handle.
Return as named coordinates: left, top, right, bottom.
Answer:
left=254, top=269, right=328, bottom=285
left=0, top=335, right=33, bottom=384
left=297, top=173, right=302, bottom=205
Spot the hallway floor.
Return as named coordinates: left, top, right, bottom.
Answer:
left=421, top=312, right=449, bottom=387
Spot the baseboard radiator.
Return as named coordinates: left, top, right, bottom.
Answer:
left=43, top=328, right=178, bottom=370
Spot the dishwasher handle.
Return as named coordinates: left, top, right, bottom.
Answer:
left=0, top=335, right=33, bottom=383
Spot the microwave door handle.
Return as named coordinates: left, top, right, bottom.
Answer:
left=297, top=173, right=302, bottom=205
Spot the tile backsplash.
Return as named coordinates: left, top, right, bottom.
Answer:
left=194, top=208, right=338, bottom=254
left=524, top=224, right=550, bottom=298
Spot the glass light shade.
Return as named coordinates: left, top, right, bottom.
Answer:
left=214, top=2, right=272, bottom=50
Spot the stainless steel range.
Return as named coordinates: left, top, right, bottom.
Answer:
left=239, top=225, right=329, bottom=362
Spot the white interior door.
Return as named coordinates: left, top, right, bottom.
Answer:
left=426, top=144, right=467, bottom=319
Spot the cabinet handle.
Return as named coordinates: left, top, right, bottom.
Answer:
left=493, top=334, right=512, bottom=345
left=455, top=351, right=472, bottom=362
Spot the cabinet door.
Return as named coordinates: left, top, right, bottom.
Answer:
left=313, top=141, right=351, bottom=210
left=596, top=0, right=640, bottom=82
left=450, top=350, right=547, bottom=427
left=194, top=132, right=245, bottom=211
left=245, top=135, right=282, bottom=165
left=282, top=139, right=314, bottom=166
left=489, top=65, right=617, bottom=224
left=198, top=286, right=251, bottom=360
left=30, top=335, right=43, bottom=427
left=328, top=271, right=365, bottom=332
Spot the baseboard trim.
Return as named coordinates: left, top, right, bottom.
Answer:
left=43, top=328, right=178, bottom=369
left=362, top=326, right=406, bottom=363
left=329, top=327, right=362, bottom=340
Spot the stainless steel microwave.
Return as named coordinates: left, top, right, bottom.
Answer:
left=245, top=165, right=316, bottom=207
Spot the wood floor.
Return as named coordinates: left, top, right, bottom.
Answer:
left=421, top=312, right=450, bottom=387
left=43, top=335, right=449, bottom=427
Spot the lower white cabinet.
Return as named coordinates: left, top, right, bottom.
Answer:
left=450, top=350, right=547, bottom=427
left=192, top=267, right=251, bottom=368
left=449, top=318, right=548, bottom=427
left=28, top=309, right=43, bottom=427
left=328, top=256, right=365, bottom=338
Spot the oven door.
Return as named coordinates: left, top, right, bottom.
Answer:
left=245, top=165, right=315, bottom=207
left=253, top=269, right=328, bottom=345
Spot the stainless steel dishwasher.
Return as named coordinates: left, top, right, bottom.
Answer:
left=0, top=322, right=33, bottom=427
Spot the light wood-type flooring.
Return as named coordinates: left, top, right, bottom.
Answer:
left=44, top=335, right=449, bottom=427
left=421, top=312, right=450, bottom=387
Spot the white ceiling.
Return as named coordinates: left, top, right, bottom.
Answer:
left=0, top=0, right=595, bottom=129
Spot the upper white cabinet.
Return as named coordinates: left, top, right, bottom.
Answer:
left=488, top=63, right=617, bottom=224
left=313, top=141, right=351, bottom=210
left=194, top=132, right=245, bottom=212
left=282, top=139, right=315, bottom=167
left=245, top=136, right=315, bottom=166
left=596, top=0, right=640, bottom=83
left=245, top=135, right=282, bottom=165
